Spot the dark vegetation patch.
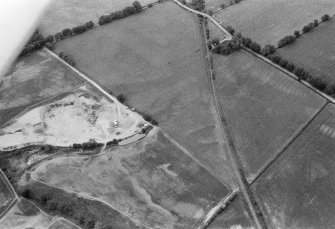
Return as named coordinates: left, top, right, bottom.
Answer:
left=20, top=181, right=143, bottom=229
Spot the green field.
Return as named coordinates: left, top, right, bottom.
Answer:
left=277, top=18, right=335, bottom=83
left=213, top=50, right=326, bottom=179
left=39, top=0, right=158, bottom=36
left=216, top=0, right=335, bottom=46
left=55, top=1, right=236, bottom=186
left=208, top=195, right=255, bottom=229
left=31, top=129, right=230, bottom=229
left=0, top=49, right=84, bottom=127
left=253, top=103, right=335, bottom=229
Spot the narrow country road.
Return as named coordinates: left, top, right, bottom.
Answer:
left=171, top=0, right=232, bottom=39
left=169, top=2, right=264, bottom=228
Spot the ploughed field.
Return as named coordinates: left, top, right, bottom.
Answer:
left=29, top=129, right=230, bottom=229
left=276, top=17, right=335, bottom=83
left=213, top=50, right=326, bottom=180
left=253, top=103, right=335, bottom=229
left=215, top=0, right=335, bottom=46
left=39, top=0, right=158, bottom=36
left=55, top=1, right=236, bottom=187
left=0, top=49, right=84, bottom=127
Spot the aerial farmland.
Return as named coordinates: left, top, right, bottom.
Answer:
left=215, top=0, right=335, bottom=46
left=277, top=16, right=335, bottom=83
left=212, top=50, right=326, bottom=179
left=54, top=1, right=237, bottom=187
left=1, top=0, right=335, bottom=228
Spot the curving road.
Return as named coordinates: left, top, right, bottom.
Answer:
left=171, top=0, right=232, bottom=39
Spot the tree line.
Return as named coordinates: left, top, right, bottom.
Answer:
left=277, top=14, right=330, bottom=48
left=98, top=1, right=142, bottom=25
left=18, top=1, right=144, bottom=59
left=209, top=26, right=262, bottom=55
left=21, top=190, right=98, bottom=229
left=209, top=22, right=335, bottom=97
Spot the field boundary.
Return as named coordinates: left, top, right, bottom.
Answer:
left=198, top=14, right=264, bottom=229
left=242, top=47, right=335, bottom=104
left=160, top=129, right=231, bottom=190
left=250, top=102, right=328, bottom=185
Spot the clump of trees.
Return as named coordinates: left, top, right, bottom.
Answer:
left=73, top=141, right=103, bottom=150
left=262, top=44, right=276, bottom=56
left=277, top=35, right=296, bottom=48
left=249, top=41, right=262, bottom=53
left=72, top=21, right=94, bottom=35
left=19, top=30, right=55, bottom=58
left=191, top=0, right=205, bottom=11
left=225, top=25, right=235, bottom=35
left=116, top=94, right=126, bottom=103
left=106, top=139, right=119, bottom=146
left=321, top=14, right=330, bottom=22
left=212, top=37, right=242, bottom=55
left=98, top=1, right=142, bottom=25
left=141, top=125, right=153, bottom=134
left=143, top=114, right=158, bottom=126
left=58, top=52, right=76, bottom=66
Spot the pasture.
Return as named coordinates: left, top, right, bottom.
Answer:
left=0, top=198, right=55, bottom=229
left=39, top=0, right=158, bottom=36
left=0, top=49, right=84, bottom=126
left=253, top=104, right=335, bottom=229
left=277, top=18, right=335, bottom=83
left=31, top=129, right=230, bottom=229
left=208, top=195, right=255, bottom=229
left=216, top=0, right=335, bottom=46
left=55, top=1, right=236, bottom=186
left=213, top=50, right=326, bottom=179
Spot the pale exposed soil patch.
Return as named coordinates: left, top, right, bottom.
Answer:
left=0, top=86, right=146, bottom=150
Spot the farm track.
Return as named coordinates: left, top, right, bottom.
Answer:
left=172, top=2, right=264, bottom=228
left=250, top=102, right=329, bottom=185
